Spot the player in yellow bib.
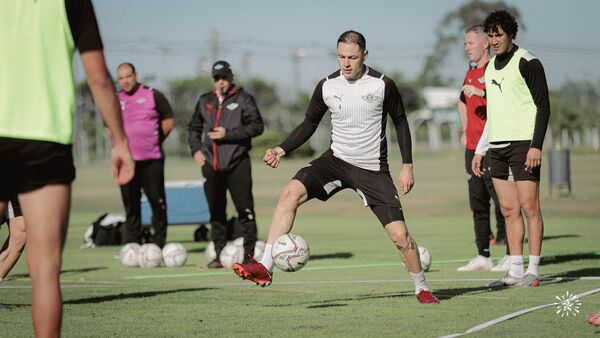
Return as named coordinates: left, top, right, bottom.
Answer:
left=472, top=10, right=550, bottom=288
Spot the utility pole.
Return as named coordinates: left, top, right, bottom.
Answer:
left=292, top=47, right=306, bottom=95
left=211, top=30, right=219, bottom=62
left=242, top=51, right=252, bottom=76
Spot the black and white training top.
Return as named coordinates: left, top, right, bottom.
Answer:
left=279, top=66, right=412, bottom=172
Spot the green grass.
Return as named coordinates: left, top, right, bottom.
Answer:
left=1, top=153, right=599, bottom=337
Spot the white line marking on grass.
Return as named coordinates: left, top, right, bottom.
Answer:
left=0, top=284, right=126, bottom=289
left=208, top=277, right=600, bottom=287
left=123, top=252, right=600, bottom=279
left=439, top=287, right=600, bottom=338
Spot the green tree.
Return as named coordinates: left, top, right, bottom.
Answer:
left=418, top=0, right=521, bottom=86
left=387, top=71, right=424, bottom=112
left=240, top=77, right=281, bottom=128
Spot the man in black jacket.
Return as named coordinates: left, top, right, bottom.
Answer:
left=188, top=61, right=264, bottom=268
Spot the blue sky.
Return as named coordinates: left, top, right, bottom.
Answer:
left=81, top=0, right=600, bottom=93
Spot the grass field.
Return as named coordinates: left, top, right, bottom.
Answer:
left=1, top=152, right=599, bottom=337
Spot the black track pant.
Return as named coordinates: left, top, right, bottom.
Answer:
left=465, top=150, right=506, bottom=257
left=120, top=159, right=168, bottom=248
left=202, top=156, right=257, bottom=258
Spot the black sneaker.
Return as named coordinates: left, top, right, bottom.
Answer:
left=207, top=259, right=224, bottom=269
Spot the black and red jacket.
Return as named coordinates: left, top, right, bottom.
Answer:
left=187, top=84, right=264, bottom=171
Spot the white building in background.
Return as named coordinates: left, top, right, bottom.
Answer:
left=409, top=86, right=461, bottom=151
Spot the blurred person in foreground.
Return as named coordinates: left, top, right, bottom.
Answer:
left=0, top=1, right=134, bottom=336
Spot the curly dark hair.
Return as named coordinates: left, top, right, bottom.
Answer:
left=483, top=10, right=519, bottom=39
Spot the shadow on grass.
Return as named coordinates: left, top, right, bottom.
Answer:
left=263, top=285, right=491, bottom=309
left=541, top=252, right=600, bottom=265
left=542, top=267, right=600, bottom=285
left=0, top=303, right=28, bottom=310
left=310, top=252, right=353, bottom=260
left=188, top=247, right=206, bottom=254
left=63, top=287, right=215, bottom=305
left=9, top=266, right=108, bottom=279
left=524, top=234, right=581, bottom=243
left=543, top=234, right=580, bottom=241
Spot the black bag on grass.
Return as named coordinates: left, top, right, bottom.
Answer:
left=81, top=213, right=126, bottom=248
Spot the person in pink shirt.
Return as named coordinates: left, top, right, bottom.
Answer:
left=117, top=63, right=174, bottom=248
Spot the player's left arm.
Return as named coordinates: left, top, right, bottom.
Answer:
left=222, top=93, right=265, bottom=141
left=520, top=56, right=551, bottom=171
left=153, top=90, right=175, bottom=140
left=384, top=77, right=414, bottom=194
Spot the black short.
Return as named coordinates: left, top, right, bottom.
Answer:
left=8, top=195, right=22, bottom=218
left=292, top=150, right=404, bottom=225
left=0, top=137, right=76, bottom=201
left=1, top=195, right=21, bottom=224
left=490, top=141, right=540, bottom=182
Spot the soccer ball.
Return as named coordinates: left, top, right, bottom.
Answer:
left=119, top=243, right=141, bottom=267
left=232, top=237, right=265, bottom=261
left=162, top=243, right=188, bottom=267
left=254, top=240, right=266, bottom=261
left=205, top=241, right=217, bottom=262
left=272, top=233, right=310, bottom=272
left=419, top=246, right=432, bottom=272
left=138, top=243, right=162, bottom=268
left=232, top=236, right=244, bottom=247
left=219, top=243, right=243, bottom=269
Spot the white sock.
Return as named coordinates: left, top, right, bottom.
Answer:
left=509, top=255, right=525, bottom=278
left=526, top=255, right=540, bottom=276
left=409, top=271, right=430, bottom=294
left=260, top=244, right=274, bottom=272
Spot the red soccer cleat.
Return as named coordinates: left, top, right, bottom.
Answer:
left=587, top=312, right=600, bottom=326
left=416, top=289, right=440, bottom=304
left=232, top=255, right=272, bottom=287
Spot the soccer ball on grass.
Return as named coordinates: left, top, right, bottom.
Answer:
left=162, top=242, right=188, bottom=267
left=272, top=233, right=310, bottom=272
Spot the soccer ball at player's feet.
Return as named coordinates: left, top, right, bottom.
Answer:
left=418, top=246, right=432, bottom=272
left=272, top=233, right=310, bottom=272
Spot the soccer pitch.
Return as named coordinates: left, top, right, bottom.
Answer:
left=1, top=152, right=599, bottom=337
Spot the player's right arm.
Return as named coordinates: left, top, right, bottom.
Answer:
left=457, top=91, right=468, bottom=147
left=263, top=147, right=285, bottom=168
left=72, top=0, right=133, bottom=185
left=273, top=79, right=328, bottom=165
left=81, top=51, right=134, bottom=186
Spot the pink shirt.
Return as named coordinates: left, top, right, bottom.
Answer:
left=118, top=85, right=162, bottom=161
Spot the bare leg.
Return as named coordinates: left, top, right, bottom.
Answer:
left=0, top=202, right=6, bottom=264
left=492, top=178, right=524, bottom=256
left=265, top=180, right=308, bottom=244
left=516, top=181, right=543, bottom=256
left=0, top=216, right=26, bottom=278
left=20, top=185, right=71, bottom=338
left=384, top=221, right=421, bottom=273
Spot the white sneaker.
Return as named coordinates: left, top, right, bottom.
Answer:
left=457, top=255, right=493, bottom=271
left=490, top=255, right=510, bottom=272
left=488, top=273, right=523, bottom=287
